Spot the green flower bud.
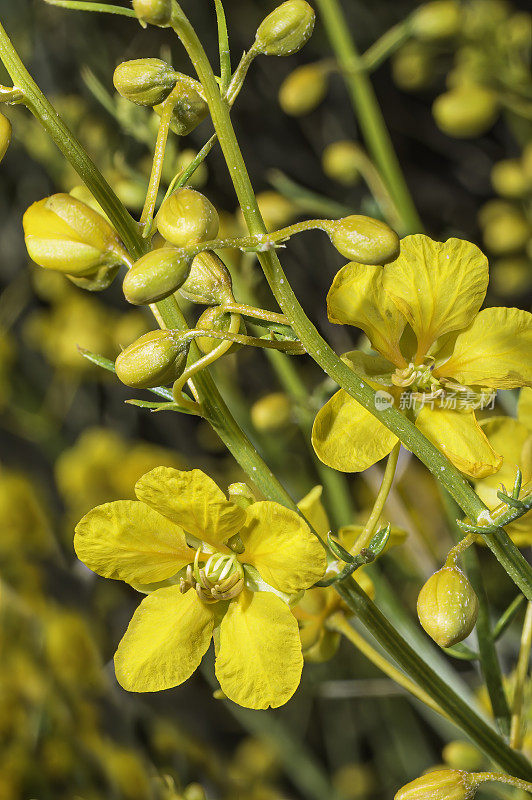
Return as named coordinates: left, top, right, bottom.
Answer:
left=326, top=215, right=400, bottom=265
left=115, top=330, right=187, bottom=389
left=491, top=159, right=530, bottom=199
left=178, top=252, right=233, bottom=305
left=322, top=140, right=362, bottom=186
left=442, top=741, right=484, bottom=772
left=394, top=770, right=477, bottom=800
left=153, top=76, right=209, bottom=136
left=113, top=58, right=177, bottom=107
left=0, top=112, right=12, bottom=163
left=195, top=307, right=246, bottom=355
left=156, top=187, right=219, bottom=248
left=23, top=193, right=127, bottom=277
left=491, top=257, right=530, bottom=297
left=251, top=392, right=292, bottom=432
left=279, top=63, right=328, bottom=116
left=417, top=566, right=479, bottom=648
left=123, top=248, right=192, bottom=305
left=432, top=86, right=498, bottom=138
left=411, top=1, right=462, bottom=41
left=483, top=211, right=530, bottom=255
left=254, top=0, right=315, bottom=57
left=132, top=0, right=172, bottom=26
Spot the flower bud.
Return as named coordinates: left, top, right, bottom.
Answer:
left=69, top=264, right=121, bottom=292
left=254, top=0, right=315, bottom=57
left=0, top=112, right=12, bottom=163
left=251, top=393, right=292, bottom=432
left=23, top=193, right=127, bottom=277
left=322, top=140, right=362, bottom=186
left=491, top=159, right=530, bottom=199
left=411, top=1, right=462, bottom=41
left=195, top=307, right=246, bottom=355
left=113, top=59, right=177, bottom=107
left=115, top=330, right=187, bottom=389
left=279, top=64, right=328, bottom=116
left=178, top=252, right=233, bottom=305
left=326, top=215, right=400, bottom=265
left=132, top=0, right=172, bottom=26
left=123, top=248, right=192, bottom=305
left=156, top=187, right=219, bottom=248
left=394, top=769, right=477, bottom=800
left=153, top=76, right=209, bottom=136
left=432, top=86, right=498, bottom=138
left=417, top=566, right=479, bottom=648
left=442, top=741, right=484, bottom=772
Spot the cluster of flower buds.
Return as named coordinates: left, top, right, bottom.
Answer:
left=123, top=188, right=220, bottom=305
left=253, top=0, right=315, bottom=57
left=0, top=112, right=11, bottom=163
left=23, top=193, right=130, bottom=291
left=416, top=565, right=479, bottom=648
left=113, top=59, right=208, bottom=136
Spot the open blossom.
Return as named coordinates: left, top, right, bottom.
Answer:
left=312, top=234, right=532, bottom=478
left=74, top=467, right=326, bottom=709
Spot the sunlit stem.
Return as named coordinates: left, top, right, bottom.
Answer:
left=172, top=314, right=240, bottom=402
left=0, top=85, right=23, bottom=102
left=140, top=97, right=176, bottom=235
left=471, top=772, right=532, bottom=792
left=220, top=303, right=289, bottom=325
left=351, top=147, right=404, bottom=231
left=42, top=0, right=136, bottom=16
left=353, top=442, right=400, bottom=553
left=445, top=533, right=478, bottom=568
left=328, top=612, right=448, bottom=719
left=225, top=47, right=258, bottom=106
left=176, top=327, right=305, bottom=354
left=161, top=134, right=217, bottom=204
left=510, top=601, right=532, bottom=749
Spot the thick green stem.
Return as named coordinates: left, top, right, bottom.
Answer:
left=314, top=0, right=423, bottom=234
left=510, top=601, right=532, bottom=749
left=336, top=579, right=532, bottom=779
left=167, top=1, right=532, bottom=602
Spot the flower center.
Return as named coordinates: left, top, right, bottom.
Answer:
left=179, top=549, right=245, bottom=604
left=391, top=362, right=494, bottom=410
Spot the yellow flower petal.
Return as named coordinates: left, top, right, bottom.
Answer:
left=215, top=590, right=303, bottom=709
left=297, top=485, right=330, bottom=540
left=135, top=467, right=245, bottom=549
left=312, top=389, right=399, bottom=472
left=240, top=501, right=326, bottom=592
left=415, top=407, right=502, bottom=478
left=518, top=387, right=532, bottom=430
left=474, top=417, right=531, bottom=513
left=343, top=351, right=395, bottom=385
left=114, top=586, right=214, bottom=692
left=382, top=235, right=488, bottom=359
left=74, top=500, right=194, bottom=585
left=327, top=261, right=406, bottom=365
left=437, top=308, right=532, bottom=389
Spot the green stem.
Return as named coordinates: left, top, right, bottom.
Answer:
left=314, top=0, right=422, bottom=234
left=443, top=493, right=512, bottom=738
left=167, top=1, right=532, bottom=602
left=473, top=772, right=532, bottom=793
left=336, top=579, right=532, bottom=779
left=510, top=601, right=532, bottom=749
left=328, top=612, right=448, bottom=718
left=361, top=20, right=412, bottom=73
left=354, top=442, right=400, bottom=552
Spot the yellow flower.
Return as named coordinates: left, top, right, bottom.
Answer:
left=74, top=467, right=326, bottom=709
left=312, top=234, right=532, bottom=478
left=473, top=388, right=532, bottom=545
